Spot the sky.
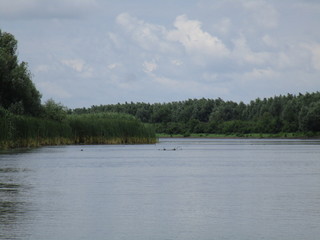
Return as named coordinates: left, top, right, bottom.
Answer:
left=1, top=0, right=320, bottom=108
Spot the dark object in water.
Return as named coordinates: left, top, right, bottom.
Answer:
left=158, top=147, right=181, bottom=151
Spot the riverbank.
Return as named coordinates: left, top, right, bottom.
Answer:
left=156, top=132, right=320, bottom=139
left=0, top=136, right=157, bottom=150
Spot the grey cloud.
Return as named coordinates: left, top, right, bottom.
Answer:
left=0, top=0, right=98, bottom=20
left=1, top=0, right=319, bottom=107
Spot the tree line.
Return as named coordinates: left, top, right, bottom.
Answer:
left=73, top=92, right=320, bottom=136
left=0, top=29, right=155, bottom=149
left=2, top=28, right=319, bottom=147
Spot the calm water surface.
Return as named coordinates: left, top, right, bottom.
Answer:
left=1, top=138, right=320, bottom=240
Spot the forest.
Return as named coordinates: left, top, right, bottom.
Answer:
left=73, top=92, right=320, bottom=137
left=0, top=30, right=155, bottom=149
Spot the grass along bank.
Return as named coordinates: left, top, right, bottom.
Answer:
left=68, top=113, right=156, bottom=145
left=0, top=109, right=156, bottom=150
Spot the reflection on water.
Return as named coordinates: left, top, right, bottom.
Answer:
left=0, top=139, right=320, bottom=240
left=0, top=166, right=28, bottom=239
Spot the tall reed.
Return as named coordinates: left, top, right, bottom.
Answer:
left=68, top=113, right=156, bottom=144
left=0, top=108, right=156, bottom=149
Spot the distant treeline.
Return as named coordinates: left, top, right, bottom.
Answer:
left=0, top=29, right=155, bottom=149
left=73, top=92, right=320, bottom=136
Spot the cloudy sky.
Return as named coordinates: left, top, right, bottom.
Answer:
left=1, top=0, right=320, bottom=108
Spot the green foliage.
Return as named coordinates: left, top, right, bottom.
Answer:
left=42, top=99, right=68, bottom=122
left=73, top=92, right=320, bottom=136
left=68, top=113, right=155, bottom=144
left=303, top=101, right=320, bottom=132
left=0, top=30, right=42, bottom=116
left=0, top=106, right=72, bottom=148
left=0, top=110, right=156, bottom=149
left=0, top=29, right=156, bottom=149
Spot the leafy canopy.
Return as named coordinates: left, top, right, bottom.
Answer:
left=0, top=29, right=42, bottom=116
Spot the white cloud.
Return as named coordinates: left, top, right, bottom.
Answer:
left=276, top=43, right=318, bottom=71
left=116, top=13, right=174, bottom=53
left=232, top=35, right=271, bottom=65
left=262, top=34, right=278, bottom=48
left=61, top=58, right=94, bottom=78
left=171, top=59, right=183, bottom=66
left=107, top=63, right=121, bottom=70
left=61, top=59, right=85, bottom=72
left=167, top=15, right=230, bottom=58
left=142, top=61, right=158, bottom=73
left=1, top=1, right=319, bottom=107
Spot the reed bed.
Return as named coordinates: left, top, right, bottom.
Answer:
left=0, top=108, right=156, bottom=149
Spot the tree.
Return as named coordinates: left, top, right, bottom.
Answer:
left=209, top=102, right=237, bottom=122
left=256, top=112, right=279, bottom=133
left=304, top=101, right=320, bottom=132
left=42, top=99, right=67, bottom=122
left=151, top=104, right=171, bottom=123
left=135, top=104, right=151, bottom=122
left=281, top=99, right=299, bottom=132
left=0, top=30, right=42, bottom=116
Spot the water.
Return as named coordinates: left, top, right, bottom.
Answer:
left=1, top=138, right=320, bottom=240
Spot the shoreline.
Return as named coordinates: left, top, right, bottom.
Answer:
left=156, top=133, right=320, bottom=139
left=0, top=137, right=157, bottom=151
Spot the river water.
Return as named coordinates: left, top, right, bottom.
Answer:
left=1, top=138, right=320, bottom=240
